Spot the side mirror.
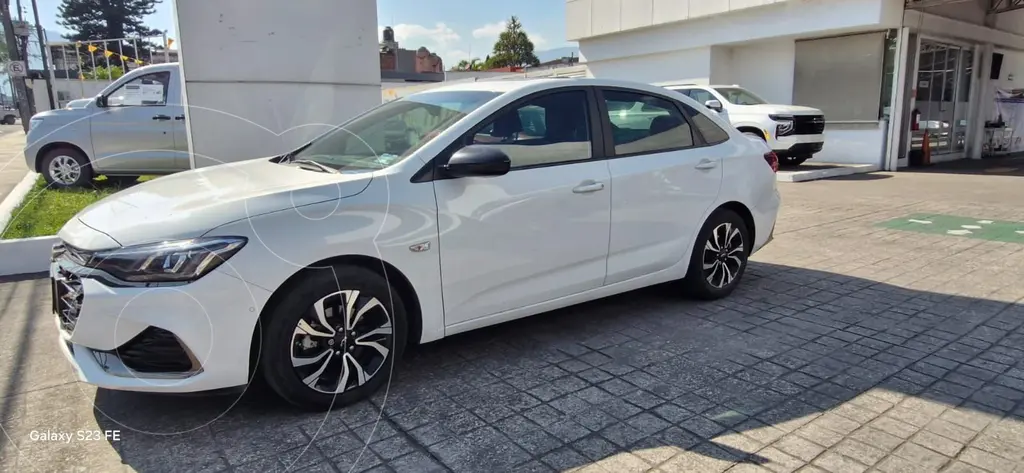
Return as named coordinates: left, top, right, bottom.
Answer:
left=705, top=99, right=724, bottom=113
left=444, top=145, right=511, bottom=178
left=95, top=96, right=108, bottom=108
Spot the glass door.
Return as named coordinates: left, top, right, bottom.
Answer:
left=914, top=40, right=963, bottom=155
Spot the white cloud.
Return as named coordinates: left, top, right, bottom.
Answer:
left=471, top=21, right=547, bottom=49
left=472, top=22, right=506, bottom=39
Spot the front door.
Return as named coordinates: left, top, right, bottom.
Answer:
left=90, top=70, right=180, bottom=173
left=433, top=88, right=612, bottom=326
left=913, top=40, right=965, bottom=157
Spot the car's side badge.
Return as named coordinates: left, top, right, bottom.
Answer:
left=409, top=242, right=431, bottom=253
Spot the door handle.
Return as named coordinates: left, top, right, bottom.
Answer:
left=152, top=115, right=171, bottom=121
left=572, top=180, right=605, bottom=194
left=174, top=115, right=185, bottom=120
left=695, top=159, right=718, bottom=170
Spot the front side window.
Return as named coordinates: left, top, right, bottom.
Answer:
left=685, top=88, right=717, bottom=105
left=289, top=90, right=499, bottom=171
left=603, top=90, right=694, bottom=155
left=469, top=90, right=591, bottom=168
left=106, top=72, right=171, bottom=107
left=713, top=87, right=768, bottom=106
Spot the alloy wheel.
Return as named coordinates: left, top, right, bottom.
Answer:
left=290, top=290, right=393, bottom=394
left=49, top=155, right=82, bottom=185
left=702, top=222, right=745, bottom=289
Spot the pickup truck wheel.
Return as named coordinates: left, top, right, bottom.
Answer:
left=780, top=156, right=808, bottom=167
left=41, top=148, right=92, bottom=188
left=2, top=115, right=15, bottom=125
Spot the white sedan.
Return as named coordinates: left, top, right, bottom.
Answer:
left=50, top=78, right=781, bottom=410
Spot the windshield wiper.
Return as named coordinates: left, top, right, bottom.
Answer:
left=289, top=159, right=338, bottom=174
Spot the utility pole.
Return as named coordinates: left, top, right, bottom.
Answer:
left=1, top=0, right=32, bottom=132
left=30, top=0, right=54, bottom=109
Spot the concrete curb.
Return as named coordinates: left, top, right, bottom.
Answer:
left=0, top=235, right=57, bottom=277
left=777, top=164, right=880, bottom=183
left=0, top=171, right=38, bottom=233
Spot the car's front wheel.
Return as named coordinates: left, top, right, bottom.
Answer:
left=683, top=209, right=750, bottom=300
left=258, top=265, right=407, bottom=411
left=41, top=147, right=92, bottom=188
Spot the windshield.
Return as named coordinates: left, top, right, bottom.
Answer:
left=713, top=87, right=768, bottom=106
left=288, top=90, right=500, bottom=171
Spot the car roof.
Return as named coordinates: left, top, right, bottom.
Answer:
left=414, top=77, right=689, bottom=97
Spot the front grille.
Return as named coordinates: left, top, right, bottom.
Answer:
left=793, top=115, right=825, bottom=135
left=52, top=268, right=83, bottom=332
left=101, top=327, right=196, bottom=373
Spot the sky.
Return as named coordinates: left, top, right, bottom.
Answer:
left=27, top=0, right=574, bottom=67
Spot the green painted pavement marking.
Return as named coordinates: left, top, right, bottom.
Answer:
left=878, top=213, right=1024, bottom=244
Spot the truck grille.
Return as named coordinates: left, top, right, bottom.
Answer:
left=793, top=115, right=825, bottom=135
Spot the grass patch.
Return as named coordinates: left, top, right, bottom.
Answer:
left=1, top=176, right=153, bottom=240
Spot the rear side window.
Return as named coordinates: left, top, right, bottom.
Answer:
left=681, top=103, right=730, bottom=145
left=602, top=90, right=694, bottom=156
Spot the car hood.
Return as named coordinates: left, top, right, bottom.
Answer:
left=31, top=107, right=92, bottom=124
left=731, top=104, right=823, bottom=116
left=64, top=158, right=373, bottom=248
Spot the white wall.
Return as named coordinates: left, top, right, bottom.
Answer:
left=585, top=47, right=713, bottom=84
left=567, top=0, right=795, bottom=40
left=995, top=10, right=1024, bottom=36
left=27, top=79, right=109, bottom=112
left=993, top=49, right=1024, bottom=92
left=818, top=126, right=887, bottom=165
left=173, top=0, right=381, bottom=168
left=723, top=40, right=796, bottom=104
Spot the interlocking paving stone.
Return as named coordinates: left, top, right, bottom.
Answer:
left=6, top=172, right=1024, bottom=471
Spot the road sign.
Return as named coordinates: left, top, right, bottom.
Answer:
left=11, top=21, right=30, bottom=37
left=5, top=61, right=26, bottom=78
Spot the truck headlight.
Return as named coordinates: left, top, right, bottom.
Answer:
left=82, top=237, right=247, bottom=283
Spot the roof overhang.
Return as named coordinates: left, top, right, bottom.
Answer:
left=905, top=0, right=1024, bottom=14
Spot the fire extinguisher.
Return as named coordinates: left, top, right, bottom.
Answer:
left=910, top=108, right=921, bottom=131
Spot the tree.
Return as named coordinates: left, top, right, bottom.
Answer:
left=451, top=58, right=486, bottom=71
left=57, top=0, right=163, bottom=69
left=487, top=16, right=540, bottom=69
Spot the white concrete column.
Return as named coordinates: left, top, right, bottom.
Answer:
left=969, top=43, right=995, bottom=160
left=172, top=0, right=382, bottom=168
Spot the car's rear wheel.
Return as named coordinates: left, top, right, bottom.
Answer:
left=780, top=155, right=808, bottom=167
left=683, top=209, right=750, bottom=300
left=259, top=265, right=407, bottom=411
left=41, top=147, right=92, bottom=188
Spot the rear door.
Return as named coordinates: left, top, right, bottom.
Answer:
left=599, top=88, right=725, bottom=285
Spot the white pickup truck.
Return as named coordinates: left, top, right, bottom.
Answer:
left=662, top=84, right=826, bottom=167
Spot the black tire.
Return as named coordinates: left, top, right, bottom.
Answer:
left=259, top=265, right=407, bottom=411
left=3, top=115, right=14, bottom=125
left=683, top=209, right=751, bottom=300
left=780, top=155, right=808, bottom=167
left=40, top=147, right=93, bottom=188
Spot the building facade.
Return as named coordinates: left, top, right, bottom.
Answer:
left=567, top=0, right=1024, bottom=170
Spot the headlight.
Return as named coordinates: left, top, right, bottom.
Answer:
left=776, top=121, right=794, bottom=137
left=768, top=114, right=793, bottom=121
left=82, top=237, right=247, bottom=283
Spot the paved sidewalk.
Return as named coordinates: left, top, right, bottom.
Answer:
left=0, top=128, right=29, bottom=204
left=1, top=169, right=1024, bottom=472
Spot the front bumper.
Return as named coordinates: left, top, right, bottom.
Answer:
left=771, top=134, right=825, bottom=157
left=51, top=255, right=272, bottom=393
